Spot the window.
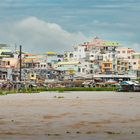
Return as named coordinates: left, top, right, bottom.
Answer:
left=105, top=68, right=111, bottom=72
left=123, top=51, right=125, bottom=53
left=90, top=64, right=93, bottom=68
left=70, top=53, right=73, bottom=58
left=112, top=54, right=115, bottom=58
left=98, top=56, right=103, bottom=60
left=78, top=68, right=80, bottom=72
left=82, top=68, right=85, bottom=72
left=133, top=62, right=136, bottom=65
left=90, top=70, right=93, bottom=74
left=2, top=74, right=6, bottom=80
left=64, top=54, right=67, bottom=57
left=7, top=61, right=10, bottom=65
left=104, top=64, right=110, bottom=67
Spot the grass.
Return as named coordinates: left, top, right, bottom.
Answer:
left=0, top=87, right=117, bottom=96
left=46, top=87, right=117, bottom=92
left=0, top=88, right=40, bottom=95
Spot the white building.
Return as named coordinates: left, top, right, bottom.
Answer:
left=73, top=45, right=86, bottom=60
left=116, top=47, right=135, bottom=59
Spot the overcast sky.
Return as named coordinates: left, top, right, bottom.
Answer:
left=0, top=0, right=140, bottom=53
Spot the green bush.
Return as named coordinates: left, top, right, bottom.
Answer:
left=46, top=87, right=117, bottom=92
left=0, top=87, right=116, bottom=96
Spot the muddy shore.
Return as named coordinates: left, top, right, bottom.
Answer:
left=0, top=91, right=140, bottom=140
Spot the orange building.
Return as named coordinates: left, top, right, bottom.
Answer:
left=101, top=61, right=113, bottom=74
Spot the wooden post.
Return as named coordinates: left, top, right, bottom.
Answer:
left=19, top=45, right=22, bottom=82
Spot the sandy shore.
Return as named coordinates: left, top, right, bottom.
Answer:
left=0, top=91, right=140, bottom=140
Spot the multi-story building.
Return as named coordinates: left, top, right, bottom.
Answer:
left=132, top=53, right=140, bottom=59
left=62, top=37, right=138, bottom=80
left=101, top=61, right=113, bottom=74
left=64, top=51, right=74, bottom=62
left=0, top=45, right=18, bottom=81
left=117, top=59, right=131, bottom=74
left=87, top=37, right=120, bottom=74
left=0, top=44, right=13, bottom=58
left=0, top=37, right=140, bottom=83
left=73, top=44, right=86, bottom=60
left=116, top=47, right=135, bottom=59
left=56, top=61, right=80, bottom=80
left=131, top=53, right=140, bottom=71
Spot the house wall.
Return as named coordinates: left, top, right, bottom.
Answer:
left=0, top=58, right=19, bottom=68
left=116, top=47, right=135, bottom=59
left=73, top=45, right=86, bottom=60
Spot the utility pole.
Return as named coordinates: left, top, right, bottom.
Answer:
left=19, top=45, right=22, bottom=81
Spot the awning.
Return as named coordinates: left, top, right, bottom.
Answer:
left=121, top=81, right=138, bottom=86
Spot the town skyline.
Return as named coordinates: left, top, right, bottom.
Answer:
left=0, top=0, right=140, bottom=53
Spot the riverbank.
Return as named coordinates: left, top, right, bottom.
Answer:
left=0, top=92, right=140, bottom=140
left=0, top=87, right=117, bottom=95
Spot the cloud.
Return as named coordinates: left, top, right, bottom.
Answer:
left=0, top=17, right=87, bottom=53
left=0, top=16, right=139, bottom=54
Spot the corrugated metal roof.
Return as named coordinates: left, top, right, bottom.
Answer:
left=121, top=81, right=138, bottom=85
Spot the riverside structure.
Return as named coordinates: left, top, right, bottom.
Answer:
left=0, top=37, right=139, bottom=87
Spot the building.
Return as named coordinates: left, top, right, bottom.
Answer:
left=101, top=61, right=113, bottom=74
left=129, top=53, right=140, bottom=71
left=117, top=59, right=131, bottom=74
left=0, top=44, right=13, bottom=58
left=64, top=51, right=74, bottom=62
left=117, top=47, right=135, bottom=59
left=56, top=61, right=80, bottom=80
left=73, top=45, right=86, bottom=60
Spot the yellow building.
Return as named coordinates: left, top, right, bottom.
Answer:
left=102, top=61, right=113, bottom=74
left=23, top=55, right=40, bottom=68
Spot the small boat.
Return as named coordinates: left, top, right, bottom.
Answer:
left=117, top=81, right=140, bottom=92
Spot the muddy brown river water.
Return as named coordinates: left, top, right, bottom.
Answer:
left=0, top=91, right=140, bottom=140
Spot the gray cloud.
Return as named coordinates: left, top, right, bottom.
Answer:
left=0, top=0, right=140, bottom=52
left=0, top=17, right=87, bottom=54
